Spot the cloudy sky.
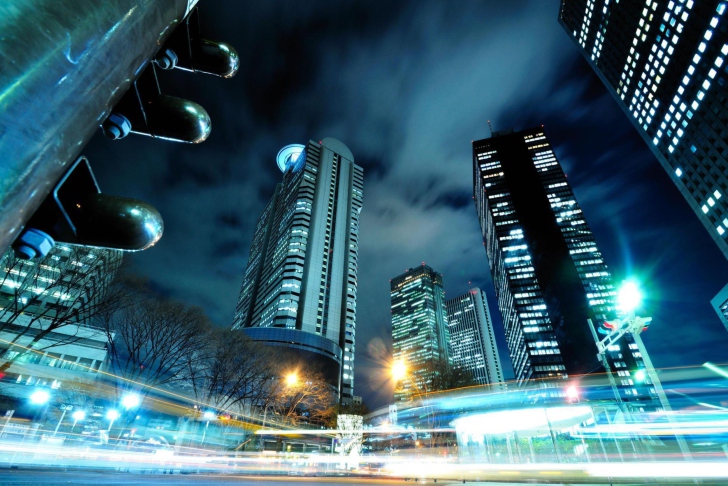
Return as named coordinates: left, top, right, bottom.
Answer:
left=85, top=0, right=728, bottom=409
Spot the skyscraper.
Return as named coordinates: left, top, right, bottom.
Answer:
left=558, top=0, right=728, bottom=259
left=473, top=127, right=651, bottom=403
left=445, top=288, right=505, bottom=389
left=711, top=282, right=728, bottom=331
left=231, top=138, right=363, bottom=404
left=390, top=264, right=450, bottom=399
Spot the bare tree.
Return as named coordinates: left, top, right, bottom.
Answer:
left=0, top=245, right=125, bottom=373
left=100, top=298, right=212, bottom=399
left=186, top=329, right=276, bottom=412
left=266, top=364, right=335, bottom=427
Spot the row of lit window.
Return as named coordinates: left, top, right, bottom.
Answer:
left=629, top=4, right=691, bottom=126
left=578, top=0, right=595, bottom=49
left=656, top=10, right=726, bottom=154
left=618, top=2, right=656, bottom=101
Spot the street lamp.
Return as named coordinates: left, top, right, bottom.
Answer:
left=122, top=393, right=141, bottom=410
left=201, top=411, right=216, bottom=445
left=29, top=390, right=50, bottom=405
left=565, top=385, right=579, bottom=403
left=390, top=360, right=433, bottom=448
left=617, top=280, right=642, bottom=315
left=28, top=390, right=51, bottom=429
left=71, top=410, right=86, bottom=431
left=286, top=372, right=298, bottom=387
left=392, top=360, right=407, bottom=382
left=591, top=279, right=692, bottom=461
left=106, top=409, right=120, bottom=431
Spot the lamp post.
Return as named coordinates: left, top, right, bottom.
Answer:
left=53, top=405, right=72, bottom=436
left=201, top=411, right=216, bottom=445
left=116, top=393, right=141, bottom=441
left=28, top=389, right=50, bottom=440
left=592, top=280, right=692, bottom=462
left=71, top=410, right=85, bottom=431
left=106, top=409, right=120, bottom=432
left=391, top=360, right=433, bottom=448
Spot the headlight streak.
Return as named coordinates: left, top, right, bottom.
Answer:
left=3, top=359, right=728, bottom=481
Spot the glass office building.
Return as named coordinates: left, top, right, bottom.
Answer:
left=391, top=264, right=450, bottom=399
left=472, top=127, right=652, bottom=405
left=559, top=0, right=728, bottom=260
left=231, top=138, right=363, bottom=403
left=445, top=288, right=505, bottom=390
left=711, top=282, right=728, bottom=331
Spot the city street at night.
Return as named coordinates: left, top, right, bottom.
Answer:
left=1, top=0, right=728, bottom=484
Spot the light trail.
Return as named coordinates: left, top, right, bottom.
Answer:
left=1, top=363, right=728, bottom=483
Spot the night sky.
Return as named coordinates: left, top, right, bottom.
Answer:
left=84, top=0, right=728, bottom=410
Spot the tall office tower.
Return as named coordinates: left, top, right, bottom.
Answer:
left=391, top=264, right=450, bottom=399
left=559, top=1, right=728, bottom=259
left=473, top=127, right=652, bottom=404
left=711, top=282, right=728, bottom=330
left=231, top=139, right=363, bottom=404
left=445, top=288, right=505, bottom=389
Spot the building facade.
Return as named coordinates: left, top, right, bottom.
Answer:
left=445, top=288, right=505, bottom=389
left=473, top=127, right=652, bottom=405
left=391, top=264, right=450, bottom=399
left=232, top=139, right=363, bottom=404
left=0, top=245, right=122, bottom=402
left=558, top=0, right=728, bottom=259
left=711, top=282, right=728, bottom=330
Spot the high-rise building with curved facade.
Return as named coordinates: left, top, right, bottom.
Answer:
left=231, top=138, right=363, bottom=404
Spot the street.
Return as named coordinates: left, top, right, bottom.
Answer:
left=0, top=469, right=719, bottom=486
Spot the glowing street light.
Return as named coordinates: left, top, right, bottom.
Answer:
left=201, top=411, right=217, bottom=445
left=71, top=410, right=86, bottom=431
left=617, top=280, right=642, bottom=314
left=593, top=279, right=692, bottom=461
left=392, top=360, right=407, bottom=382
left=106, top=409, right=120, bottom=431
left=29, top=390, right=50, bottom=405
left=286, top=372, right=298, bottom=387
left=122, top=393, right=141, bottom=410
left=566, top=385, right=579, bottom=403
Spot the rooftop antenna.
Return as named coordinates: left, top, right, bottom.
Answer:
left=487, top=120, right=493, bottom=136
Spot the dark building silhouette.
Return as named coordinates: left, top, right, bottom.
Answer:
left=473, top=127, right=651, bottom=405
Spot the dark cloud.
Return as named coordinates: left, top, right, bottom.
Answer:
left=82, top=0, right=728, bottom=410
left=427, top=190, right=472, bottom=211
